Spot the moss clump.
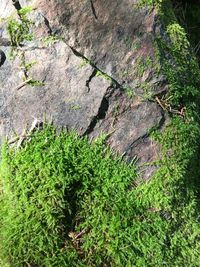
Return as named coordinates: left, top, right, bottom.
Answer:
left=173, top=0, right=200, bottom=59
left=155, top=1, right=200, bottom=107
left=141, top=0, right=200, bottom=264
left=0, top=123, right=200, bottom=266
left=135, top=0, right=200, bottom=265
left=0, top=125, right=138, bottom=266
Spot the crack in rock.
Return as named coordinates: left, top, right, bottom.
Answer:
left=125, top=110, right=166, bottom=155
left=0, top=50, right=6, bottom=67
left=128, top=133, right=149, bottom=151
left=83, top=86, right=114, bottom=136
left=90, top=0, right=98, bottom=20
left=42, top=15, right=53, bottom=35
left=12, top=0, right=21, bottom=11
left=68, top=45, right=121, bottom=89
left=86, top=69, right=97, bottom=92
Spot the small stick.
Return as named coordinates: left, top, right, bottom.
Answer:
left=15, top=78, right=32, bottom=91
left=8, top=134, right=31, bottom=145
left=28, top=118, right=40, bottom=133
left=8, top=136, right=20, bottom=145
left=155, top=96, right=166, bottom=111
left=75, top=228, right=87, bottom=239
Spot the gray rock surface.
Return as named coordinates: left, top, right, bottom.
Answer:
left=0, top=0, right=168, bottom=179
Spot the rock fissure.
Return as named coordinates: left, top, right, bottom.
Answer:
left=11, top=0, right=21, bottom=11
left=90, top=0, right=98, bottom=20
left=42, top=15, right=53, bottom=35
left=85, top=69, right=97, bottom=92
left=83, top=86, right=114, bottom=136
left=125, top=110, right=165, bottom=156
left=0, top=50, right=6, bottom=67
left=68, top=45, right=122, bottom=89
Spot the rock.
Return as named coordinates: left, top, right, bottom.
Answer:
left=37, top=0, right=166, bottom=95
left=0, top=41, right=111, bottom=135
left=0, top=0, right=169, bottom=179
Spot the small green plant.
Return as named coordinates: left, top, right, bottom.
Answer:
left=134, top=56, right=146, bottom=78
left=69, top=104, right=82, bottom=110
left=123, top=86, right=135, bottom=99
left=140, top=81, right=153, bottom=100
left=6, top=7, right=45, bottom=87
left=134, top=55, right=155, bottom=78
left=112, top=104, right=120, bottom=117
left=7, top=6, right=33, bottom=47
left=96, top=70, right=112, bottom=81
left=42, top=35, right=60, bottom=47
left=26, top=79, right=45, bottom=86
left=121, top=70, right=129, bottom=78
left=78, top=59, right=89, bottom=69
left=124, top=37, right=141, bottom=50
left=22, top=60, right=37, bottom=71
left=136, top=0, right=162, bottom=9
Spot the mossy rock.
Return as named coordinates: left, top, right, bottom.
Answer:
left=0, top=0, right=200, bottom=266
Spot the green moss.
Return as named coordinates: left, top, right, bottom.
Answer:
left=123, top=86, right=135, bottom=99
left=155, top=1, right=200, bottom=106
left=134, top=0, right=200, bottom=264
left=78, top=59, right=90, bottom=69
left=140, top=81, right=153, bottom=100
left=96, top=70, right=112, bottom=81
left=0, top=121, right=200, bottom=266
left=0, top=125, right=139, bottom=266
left=136, top=0, right=162, bottom=8
left=174, top=1, right=200, bottom=56
left=144, top=0, right=200, bottom=263
left=42, top=35, right=61, bottom=47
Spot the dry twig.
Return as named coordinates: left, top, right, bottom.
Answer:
left=15, top=78, right=32, bottom=91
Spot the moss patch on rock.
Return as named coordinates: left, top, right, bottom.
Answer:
left=0, top=0, right=200, bottom=266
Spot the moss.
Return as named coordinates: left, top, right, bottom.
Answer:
left=173, top=1, right=200, bottom=58
left=123, top=86, right=136, bottom=99
left=0, top=125, right=138, bottom=266
left=1, top=122, right=200, bottom=266
left=136, top=0, right=163, bottom=8
left=140, top=0, right=200, bottom=264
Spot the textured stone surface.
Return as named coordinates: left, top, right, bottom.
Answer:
left=37, top=0, right=167, bottom=96
left=0, top=0, right=169, bottom=179
left=0, top=41, right=111, bottom=135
